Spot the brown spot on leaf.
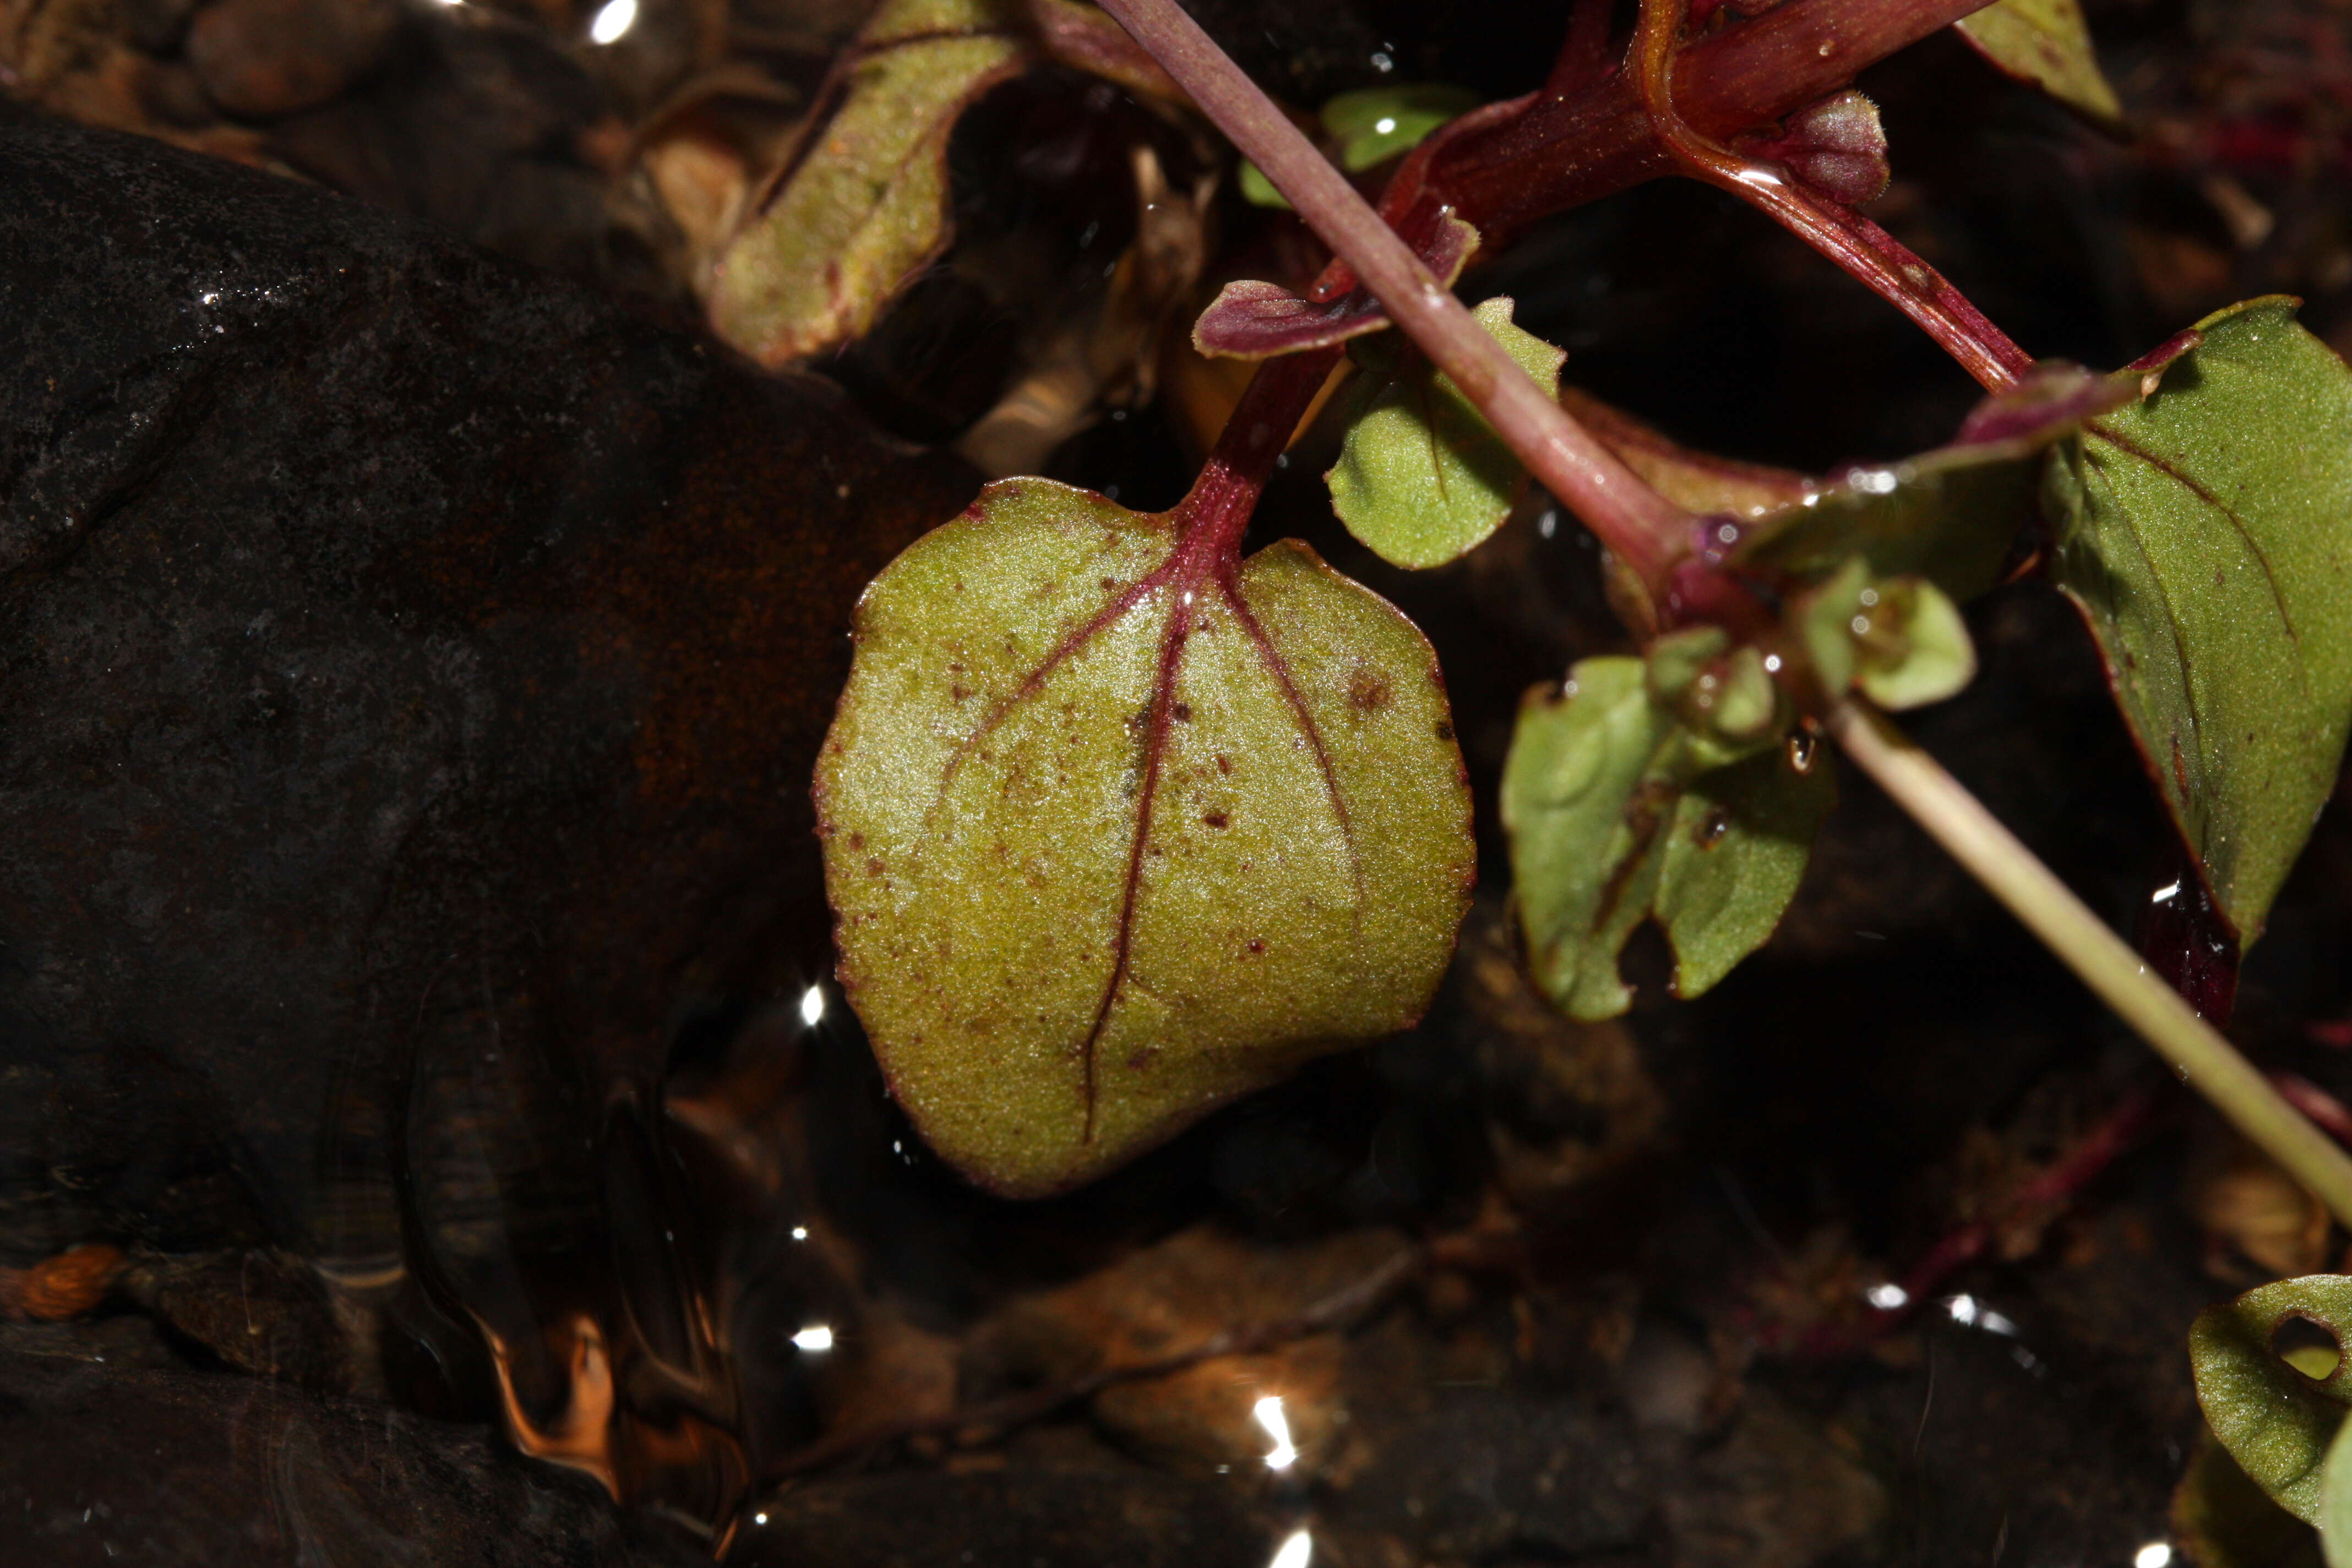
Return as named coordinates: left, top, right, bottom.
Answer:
left=1216, top=754, right=1232, bottom=774
left=1202, top=811, right=1229, bottom=828
left=865, top=857, right=885, bottom=876
left=1173, top=703, right=1191, bottom=722
left=1348, top=668, right=1393, bottom=711
left=1246, top=939, right=1265, bottom=954
left=1434, top=721, right=1453, bottom=742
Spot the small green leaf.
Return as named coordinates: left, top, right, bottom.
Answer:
left=2190, top=1276, right=2352, bottom=1523
left=1320, top=83, right=1480, bottom=170
left=1956, top=0, right=2125, bottom=128
left=2045, top=297, right=2352, bottom=947
left=1796, top=558, right=1980, bottom=711
left=1502, top=657, right=1831, bottom=1020
left=710, top=0, right=1028, bottom=366
left=1240, top=82, right=1477, bottom=209
left=1326, top=296, right=1567, bottom=569
left=817, top=479, right=1475, bottom=1197
left=1654, top=744, right=1834, bottom=999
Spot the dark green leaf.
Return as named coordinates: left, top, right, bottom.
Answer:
left=2045, top=297, right=2352, bottom=946
left=2190, top=1275, right=2352, bottom=1523
left=816, top=479, right=1476, bottom=1196
left=1326, top=296, right=1567, bottom=569
left=1502, top=657, right=1831, bottom=1021
left=1729, top=363, right=2135, bottom=601
left=1795, top=557, right=1980, bottom=711
left=1956, top=0, right=2125, bottom=128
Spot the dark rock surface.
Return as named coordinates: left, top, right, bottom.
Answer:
left=0, top=1349, right=698, bottom=1567
left=0, top=103, right=973, bottom=1311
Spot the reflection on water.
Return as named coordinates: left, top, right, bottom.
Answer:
left=298, top=986, right=850, bottom=1549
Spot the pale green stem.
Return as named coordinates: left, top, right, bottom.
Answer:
left=1826, top=699, right=2352, bottom=1226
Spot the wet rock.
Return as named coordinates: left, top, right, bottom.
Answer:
left=0, top=104, right=972, bottom=1305
left=1325, top=1377, right=1652, bottom=1561
left=962, top=1223, right=1408, bottom=1471
left=122, top=1247, right=355, bottom=1390
left=0, top=1349, right=696, bottom=1567
left=729, top=1464, right=1275, bottom=1568
left=186, top=0, right=405, bottom=119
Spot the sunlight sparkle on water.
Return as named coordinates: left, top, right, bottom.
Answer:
left=1252, top=1395, right=1298, bottom=1470
left=589, top=0, right=636, bottom=43
left=793, top=1325, right=834, bottom=1352
left=2135, top=1544, right=2172, bottom=1568
left=800, top=984, right=825, bottom=1026
left=1267, top=1529, right=1313, bottom=1568
left=1864, top=1282, right=1908, bottom=1310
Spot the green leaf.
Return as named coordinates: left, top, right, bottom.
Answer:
left=1326, top=296, right=1567, bottom=569
left=2045, top=297, right=2352, bottom=947
left=1240, top=82, right=1477, bottom=209
left=1729, top=363, right=2134, bottom=601
left=1795, top=557, right=1980, bottom=711
left=816, top=478, right=1476, bottom=1197
left=1956, top=0, right=2125, bottom=129
left=1321, top=83, right=1480, bottom=170
left=709, top=0, right=1029, bottom=366
left=1502, top=657, right=1832, bottom=1021
left=2325, top=1408, right=2352, bottom=1568
left=2190, top=1275, right=2352, bottom=1523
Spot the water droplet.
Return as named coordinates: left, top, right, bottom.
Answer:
left=1788, top=732, right=1819, bottom=774
left=1694, top=807, right=1732, bottom=847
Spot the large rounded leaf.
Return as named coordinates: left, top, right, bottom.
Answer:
left=816, top=479, right=1474, bottom=1196
left=2046, top=298, right=2352, bottom=947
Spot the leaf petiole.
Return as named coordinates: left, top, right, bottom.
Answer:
left=1095, top=0, right=1696, bottom=597
left=1630, top=0, right=2033, bottom=390
left=1823, top=697, right=2352, bottom=1227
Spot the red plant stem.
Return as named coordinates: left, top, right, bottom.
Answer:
left=1125, top=0, right=2025, bottom=613
left=1792, top=1083, right=2162, bottom=1356
left=1392, top=0, right=2013, bottom=251
left=1629, top=0, right=2031, bottom=389
left=1097, top=0, right=1696, bottom=595
left=1173, top=346, right=1342, bottom=554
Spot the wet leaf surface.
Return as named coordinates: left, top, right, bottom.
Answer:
left=816, top=479, right=1474, bottom=1196
left=1326, top=295, right=1566, bottom=570
left=2046, top=298, right=2352, bottom=946
left=1501, top=657, right=1832, bottom=1020
left=1727, top=363, right=2135, bottom=601
left=1954, top=0, right=2125, bottom=129
left=2190, top=1275, right=2352, bottom=1522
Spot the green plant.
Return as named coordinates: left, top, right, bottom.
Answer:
left=751, top=0, right=2352, bottom=1530
left=778, top=0, right=2352, bottom=1197
left=762, top=0, right=2352, bottom=1532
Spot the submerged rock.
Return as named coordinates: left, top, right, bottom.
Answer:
left=0, top=104, right=975, bottom=1523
